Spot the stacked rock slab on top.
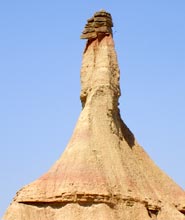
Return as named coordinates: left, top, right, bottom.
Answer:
left=80, top=10, right=113, bottom=40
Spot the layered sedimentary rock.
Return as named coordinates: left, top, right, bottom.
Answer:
left=80, top=10, right=113, bottom=39
left=3, top=11, right=185, bottom=220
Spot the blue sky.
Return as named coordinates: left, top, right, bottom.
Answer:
left=0, top=0, right=185, bottom=217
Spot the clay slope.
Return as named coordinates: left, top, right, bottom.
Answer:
left=3, top=11, right=185, bottom=220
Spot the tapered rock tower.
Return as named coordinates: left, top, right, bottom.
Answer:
left=4, top=11, right=185, bottom=220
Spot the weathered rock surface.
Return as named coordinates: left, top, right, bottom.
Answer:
left=80, top=10, right=113, bottom=39
left=3, top=11, right=185, bottom=220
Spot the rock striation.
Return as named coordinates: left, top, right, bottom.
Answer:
left=80, top=10, right=113, bottom=40
left=3, top=11, right=185, bottom=220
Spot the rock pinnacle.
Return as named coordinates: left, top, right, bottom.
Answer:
left=3, top=11, right=185, bottom=220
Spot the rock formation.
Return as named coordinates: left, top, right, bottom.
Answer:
left=80, top=10, right=113, bottom=40
left=3, top=10, right=185, bottom=220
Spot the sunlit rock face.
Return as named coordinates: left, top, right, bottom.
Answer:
left=3, top=11, right=185, bottom=220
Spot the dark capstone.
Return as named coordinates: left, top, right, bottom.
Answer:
left=80, top=10, right=113, bottom=40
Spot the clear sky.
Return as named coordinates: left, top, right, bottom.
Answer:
left=0, top=0, right=185, bottom=217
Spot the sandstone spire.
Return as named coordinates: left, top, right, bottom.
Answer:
left=3, top=11, right=185, bottom=220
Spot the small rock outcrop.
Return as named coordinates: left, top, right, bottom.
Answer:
left=3, top=11, right=185, bottom=220
left=80, top=10, right=113, bottom=39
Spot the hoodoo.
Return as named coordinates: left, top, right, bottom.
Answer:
left=4, top=11, right=185, bottom=220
